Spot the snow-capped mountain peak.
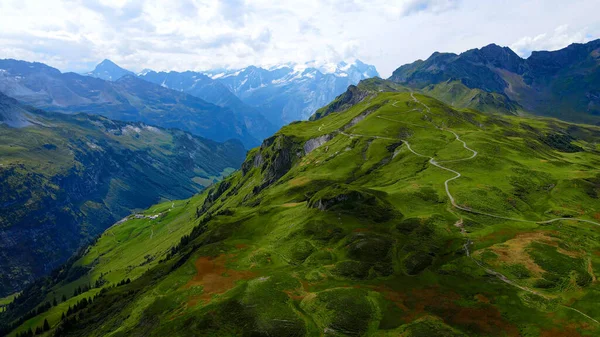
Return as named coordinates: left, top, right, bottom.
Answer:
left=202, top=59, right=378, bottom=84
left=200, top=60, right=379, bottom=126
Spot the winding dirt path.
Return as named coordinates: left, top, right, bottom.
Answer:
left=338, top=92, right=600, bottom=325
left=406, top=94, right=600, bottom=228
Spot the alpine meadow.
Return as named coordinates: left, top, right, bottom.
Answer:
left=1, top=1, right=600, bottom=336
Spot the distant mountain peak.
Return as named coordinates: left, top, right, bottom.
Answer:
left=196, top=59, right=378, bottom=125
left=86, top=59, right=134, bottom=81
left=98, top=59, right=117, bottom=66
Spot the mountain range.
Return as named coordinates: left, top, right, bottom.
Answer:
left=136, top=69, right=276, bottom=141
left=202, top=60, right=380, bottom=126
left=89, top=59, right=379, bottom=128
left=2, top=40, right=600, bottom=337
left=0, top=92, right=245, bottom=297
left=0, top=59, right=260, bottom=147
left=389, top=39, right=600, bottom=124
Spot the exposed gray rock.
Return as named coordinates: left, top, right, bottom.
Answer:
left=303, top=134, right=333, bottom=154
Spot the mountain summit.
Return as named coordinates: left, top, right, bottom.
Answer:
left=85, top=59, right=134, bottom=81
left=139, top=59, right=379, bottom=129
left=202, top=60, right=379, bottom=126
left=0, top=59, right=260, bottom=147
left=389, top=39, right=600, bottom=124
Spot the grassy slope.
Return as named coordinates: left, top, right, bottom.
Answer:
left=5, top=92, right=600, bottom=337
left=5, top=195, right=207, bottom=336
left=421, top=80, right=523, bottom=115
left=0, top=107, right=243, bottom=297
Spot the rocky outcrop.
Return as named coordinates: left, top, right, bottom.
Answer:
left=310, top=84, right=372, bottom=121
left=303, top=134, right=333, bottom=154
left=258, top=135, right=298, bottom=190
left=198, top=179, right=232, bottom=215
left=240, top=134, right=303, bottom=197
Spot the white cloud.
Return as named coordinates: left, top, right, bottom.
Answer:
left=0, top=0, right=598, bottom=77
left=510, top=25, right=593, bottom=57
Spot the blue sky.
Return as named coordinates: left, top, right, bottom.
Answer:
left=0, top=0, right=598, bottom=77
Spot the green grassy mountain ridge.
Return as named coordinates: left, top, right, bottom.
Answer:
left=0, top=92, right=244, bottom=298
left=4, top=85, right=600, bottom=336
left=389, top=39, right=600, bottom=125
left=310, top=77, right=521, bottom=121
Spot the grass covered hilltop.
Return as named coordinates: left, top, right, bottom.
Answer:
left=3, top=81, right=600, bottom=337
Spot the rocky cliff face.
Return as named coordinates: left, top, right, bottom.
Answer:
left=310, top=84, right=373, bottom=121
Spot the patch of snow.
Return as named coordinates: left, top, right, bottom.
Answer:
left=86, top=142, right=101, bottom=150
left=138, top=68, right=154, bottom=76
left=122, top=125, right=142, bottom=134
left=321, top=63, right=339, bottom=74
left=292, top=63, right=309, bottom=73
left=268, top=64, right=293, bottom=71
left=338, top=62, right=353, bottom=72
left=245, top=83, right=268, bottom=93
left=143, top=125, right=162, bottom=133
left=211, top=69, right=243, bottom=78
left=303, top=72, right=315, bottom=79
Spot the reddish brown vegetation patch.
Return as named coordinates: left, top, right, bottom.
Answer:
left=477, top=229, right=517, bottom=244
left=284, top=289, right=306, bottom=301
left=373, top=285, right=518, bottom=336
left=284, top=277, right=322, bottom=301
left=475, top=294, right=491, bottom=304
left=184, top=255, right=255, bottom=307
left=539, top=327, right=583, bottom=337
left=544, top=313, right=594, bottom=336
left=475, top=231, right=581, bottom=279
